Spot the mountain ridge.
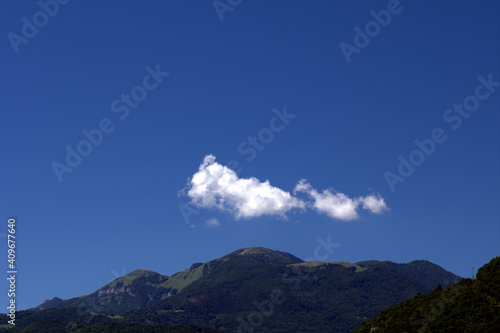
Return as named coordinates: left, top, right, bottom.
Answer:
left=32, top=247, right=460, bottom=315
left=20, top=246, right=465, bottom=333
left=31, top=247, right=303, bottom=314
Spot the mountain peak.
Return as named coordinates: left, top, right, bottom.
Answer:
left=127, top=269, right=161, bottom=277
left=32, top=297, right=64, bottom=311
left=224, top=247, right=304, bottom=265
left=236, top=247, right=277, bottom=255
left=107, top=269, right=168, bottom=289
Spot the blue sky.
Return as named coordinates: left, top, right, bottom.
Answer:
left=0, top=0, right=499, bottom=310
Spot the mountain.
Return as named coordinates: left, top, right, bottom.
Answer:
left=8, top=247, right=462, bottom=332
left=34, top=297, right=64, bottom=312
left=32, top=247, right=303, bottom=315
left=123, top=255, right=460, bottom=332
left=221, top=247, right=304, bottom=265
left=353, top=256, right=500, bottom=333
left=32, top=269, right=173, bottom=315
left=356, top=259, right=462, bottom=290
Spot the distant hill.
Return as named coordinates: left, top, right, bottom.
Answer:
left=353, top=256, right=500, bottom=333
left=6, top=247, right=463, bottom=332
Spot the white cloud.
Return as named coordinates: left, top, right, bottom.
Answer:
left=294, top=179, right=388, bottom=221
left=294, top=179, right=359, bottom=220
left=185, top=155, right=305, bottom=219
left=357, top=195, right=389, bottom=214
left=184, top=155, right=388, bottom=222
left=205, top=218, right=221, bottom=228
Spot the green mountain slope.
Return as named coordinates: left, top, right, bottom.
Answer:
left=356, top=259, right=462, bottom=290
left=121, top=251, right=461, bottom=332
left=33, top=269, right=173, bottom=314
left=15, top=247, right=463, bottom=333
left=159, top=247, right=303, bottom=293
left=33, top=247, right=302, bottom=315
left=353, top=256, right=500, bottom=333
left=0, top=319, right=222, bottom=333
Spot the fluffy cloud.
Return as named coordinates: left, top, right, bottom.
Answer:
left=294, top=179, right=389, bottom=221
left=184, top=155, right=388, bottom=221
left=357, top=195, right=389, bottom=214
left=185, top=155, right=305, bottom=219
left=205, top=218, right=221, bottom=228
